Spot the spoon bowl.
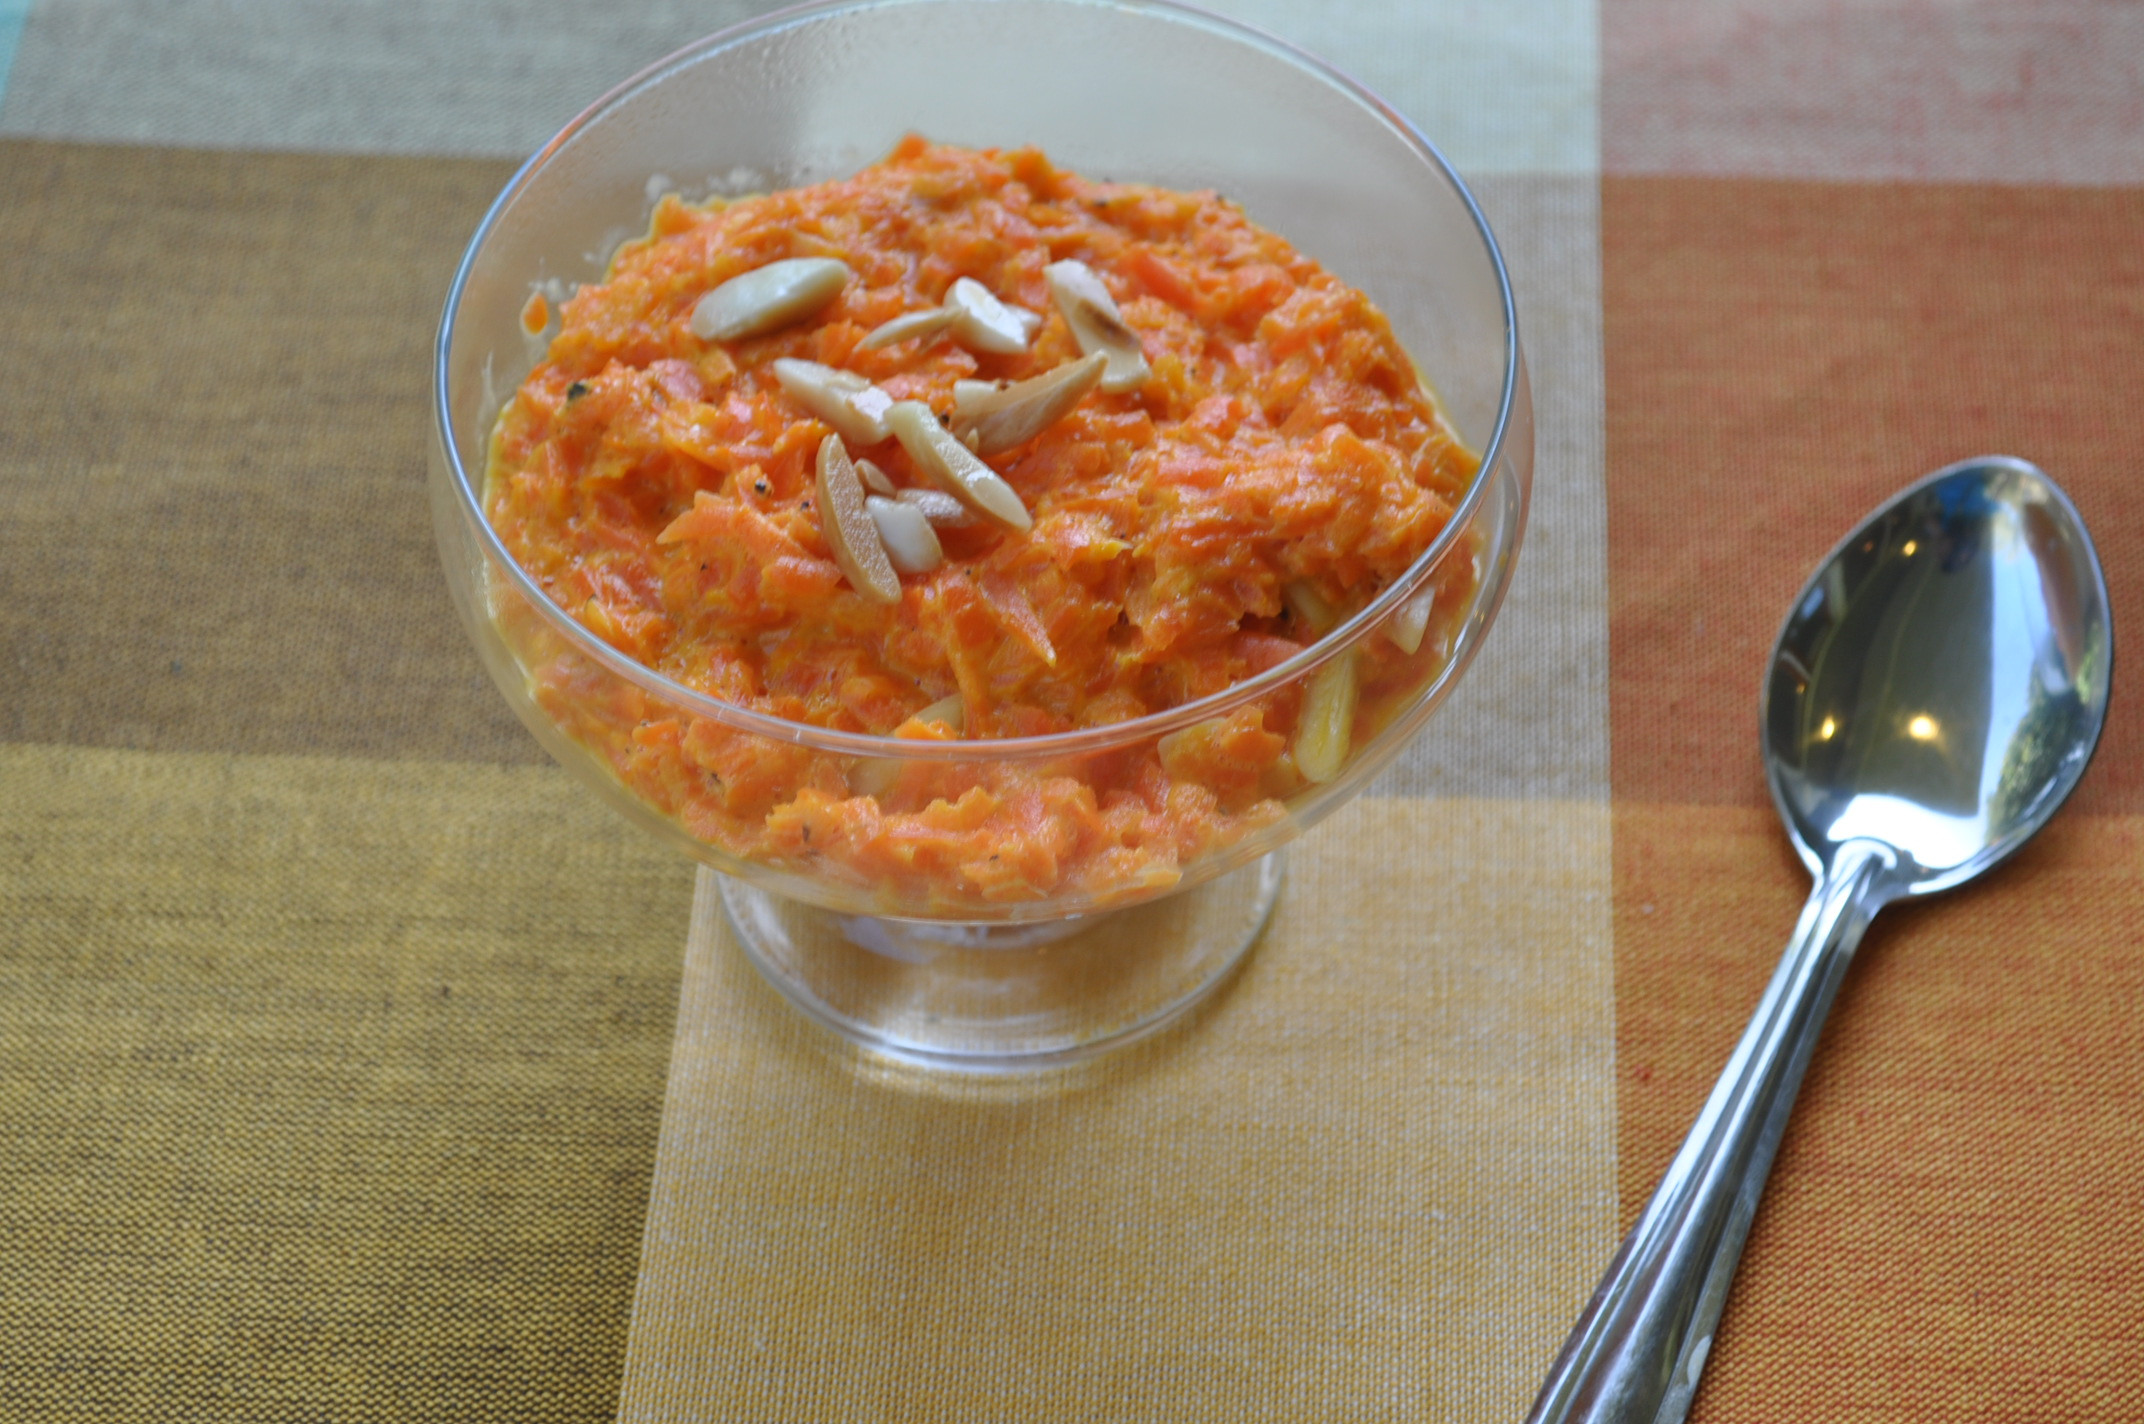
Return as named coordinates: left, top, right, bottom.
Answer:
left=1529, top=456, right=2111, bottom=1423
left=1767, top=456, right=2111, bottom=898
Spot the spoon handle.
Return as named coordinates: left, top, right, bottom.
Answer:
left=1524, top=839, right=1892, bottom=1424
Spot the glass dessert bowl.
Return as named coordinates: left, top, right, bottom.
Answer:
left=430, top=0, right=1533, bottom=1071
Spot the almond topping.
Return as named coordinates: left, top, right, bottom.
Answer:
left=771, top=358, right=894, bottom=447
left=855, top=457, right=897, bottom=496
left=1044, top=259, right=1150, bottom=392
left=951, top=379, right=1007, bottom=416
left=1385, top=586, right=1438, bottom=655
left=858, top=305, right=959, bottom=350
left=850, top=692, right=965, bottom=797
left=944, top=276, right=1041, bottom=354
left=846, top=759, right=900, bottom=799
left=955, top=351, right=1107, bottom=455
left=815, top=434, right=901, bottom=604
left=691, top=257, right=852, bottom=341
left=914, top=693, right=965, bottom=731
left=1293, top=648, right=1359, bottom=784
left=1282, top=580, right=1341, bottom=636
left=865, top=495, right=945, bottom=574
left=885, top=400, right=1032, bottom=533
left=894, top=487, right=977, bottom=528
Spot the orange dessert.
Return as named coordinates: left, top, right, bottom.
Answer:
left=484, top=137, right=1480, bottom=913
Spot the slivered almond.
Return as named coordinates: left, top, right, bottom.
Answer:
left=1044, top=259, right=1150, bottom=392
left=952, top=379, right=1007, bottom=417
left=913, top=693, right=965, bottom=732
left=771, top=358, right=894, bottom=446
left=894, top=487, right=976, bottom=528
left=885, top=401, right=1031, bottom=533
left=865, top=495, right=945, bottom=574
left=847, top=758, right=900, bottom=799
left=815, top=434, right=901, bottom=604
left=956, top=352, right=1107, bottom=455
left=855, top=457, right=897, bottom=496
left=849, top=691, right=966, bottom=797
left=849, top=692, right=965, bottom=797
left=1293, top=648, right=1359, bottom=784
left=859, top=306, right=958, bottom=350
left=1385, top=587, right=1437, bottom=654
left=1282, top=580, right=1341, bottom=636
left=691, top=257, right=851, bottom=341
left=945, top=277, right=1040, bottom=354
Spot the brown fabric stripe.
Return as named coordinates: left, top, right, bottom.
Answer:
left=0, top=139, right=536, bottom=763
left=1611, top=802, right=2144, bottom=1421
left=0, top=743, right=692, bottom=1422
left=1602, top=175, right=2144, bottom=816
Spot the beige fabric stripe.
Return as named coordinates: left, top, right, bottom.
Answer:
left=1209, top=0, right=1599, bottom=175
left=1604, top=0, right=2144, bottom=184
left=0, top=741, right=694, bottom=1421
left=619, top=796, right=1616, bottom=1422
left=0, top=0, right=788, bottom=156
left=1381, top=172, right=1609, bottom=802
left=0, top=139, right=536, bottom=763
left=0, top=0, right=1599, bottom=175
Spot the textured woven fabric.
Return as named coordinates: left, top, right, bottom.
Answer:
left=1602, top=168, right=2144, bottom=1418
left=624, top=802, right=1617, bottom=1421
left=0, top=744, right=693, bottom=1419
left=1600, top=9, right=2144, bottom=1418
left=2, top=0, right=2140, bottom=1421
left=0, top=140, right=530, bottom=761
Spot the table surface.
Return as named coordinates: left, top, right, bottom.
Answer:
left=4, top=2, right=2140, bottom=1420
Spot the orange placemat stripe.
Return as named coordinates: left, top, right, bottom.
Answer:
left=1611, top=802, right=2144, bottom=1421
left=1603, top=174, right=2142, bottom=815
left=1604, top=173, right=2144, bottom=1420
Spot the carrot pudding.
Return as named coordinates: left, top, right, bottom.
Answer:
left=484, top=137, right=1481, bottom=913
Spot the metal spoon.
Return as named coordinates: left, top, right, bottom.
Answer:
left=1526, top=455, right=2112, bottom=1424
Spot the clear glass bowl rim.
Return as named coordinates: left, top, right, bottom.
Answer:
left=431, top=0, right=1523, bottom=763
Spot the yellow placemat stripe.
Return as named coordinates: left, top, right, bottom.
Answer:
left=619, top=795, right=1616, bottom=1423
left=0, top=741, right=694, bottom=1421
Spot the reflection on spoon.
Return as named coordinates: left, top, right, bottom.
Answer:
left=1526, top=455, right=2113, bottom=1424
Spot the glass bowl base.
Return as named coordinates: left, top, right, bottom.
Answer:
left=720, top=851, right=1284, bottom=1072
